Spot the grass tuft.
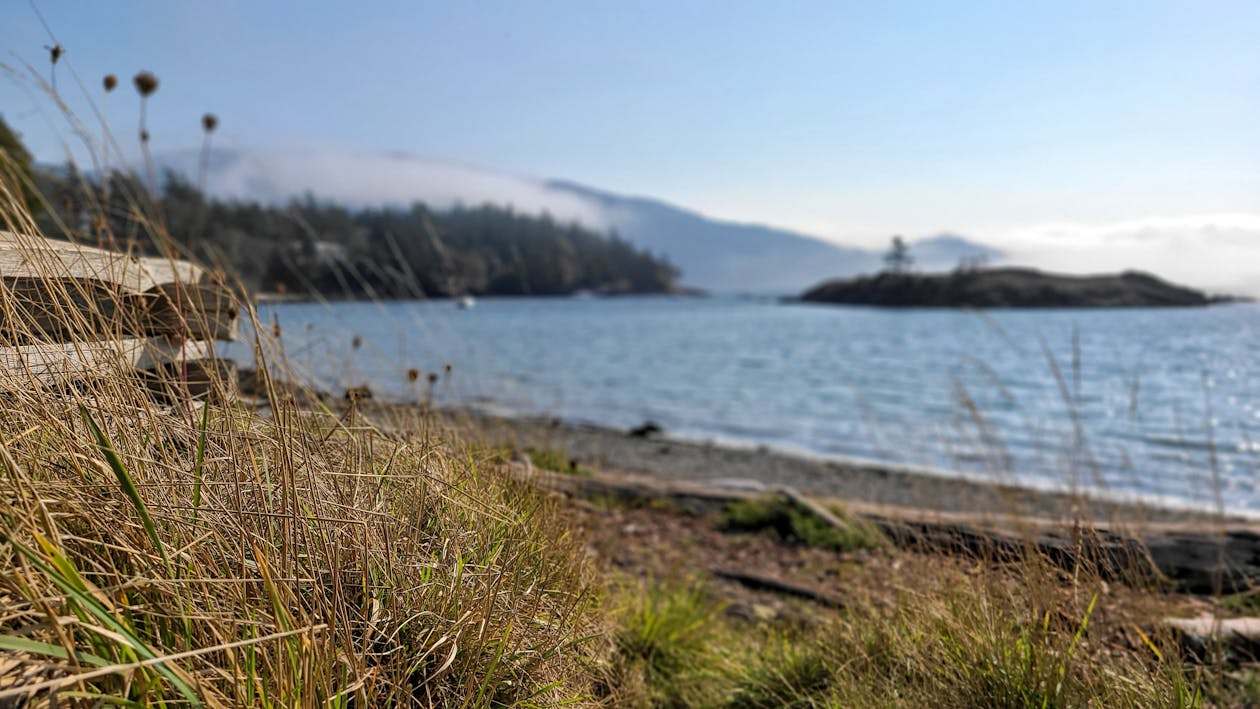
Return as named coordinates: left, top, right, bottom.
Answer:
left=721, top=494, right=885, bottom=552
left=527, top=446, right=596, bottom=477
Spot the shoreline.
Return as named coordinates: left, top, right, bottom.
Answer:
left=445, top=407, right=1250, bottom=527
left=238, top=359, right=1250, bottom=528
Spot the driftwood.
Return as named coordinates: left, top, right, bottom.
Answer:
left=0, top=230, right=201, bottom=288
left=780, top=486, right=850, bottom=530
left=0, top=338, right=216, bottom=385
left=0, top=232, right=236, bottom=342
left=0, top=231, right=238, bottom=401
left=709, top=566, right=845, bottom=608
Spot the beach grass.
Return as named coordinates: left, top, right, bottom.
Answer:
left=0, top=130, right=615, bottom=703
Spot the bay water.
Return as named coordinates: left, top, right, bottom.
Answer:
left=240, top=296, right=1260, bottom=514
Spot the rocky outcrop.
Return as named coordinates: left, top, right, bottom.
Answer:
left=800, top=267, right=1221, bottom=308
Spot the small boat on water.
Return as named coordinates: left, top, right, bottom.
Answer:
left=456, top=295, right=476, bottom=310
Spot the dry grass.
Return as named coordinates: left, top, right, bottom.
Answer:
left=0, top=137, right=614, bottom=705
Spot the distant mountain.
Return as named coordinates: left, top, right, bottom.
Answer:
left=547, top=181, right=1004, bottom=293
left=159, top=148, right=1006, bottom=294
left=546, top=180, right=876, bottom=292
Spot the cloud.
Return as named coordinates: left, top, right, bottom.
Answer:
left=991, top=214, right=1260, bottom=296
left=179, top=146, right=609, bottom=228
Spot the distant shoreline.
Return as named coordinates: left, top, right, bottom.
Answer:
left=251, top=286, right=706, bottom=305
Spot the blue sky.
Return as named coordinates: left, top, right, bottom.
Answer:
left=2, top=1, right=1259, bottom=284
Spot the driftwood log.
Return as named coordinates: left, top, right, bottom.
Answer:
left=0, top=231, right=238, bottom=399
left=709, top=566, right=846, bottom=608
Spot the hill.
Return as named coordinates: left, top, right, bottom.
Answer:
left=30, top=168, right=679, bottom=298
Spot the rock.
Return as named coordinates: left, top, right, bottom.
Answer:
left=799, top=267, right=1228, bottom=308
left=628, top=420, right=663, bottom=438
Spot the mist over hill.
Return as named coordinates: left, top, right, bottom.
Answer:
left=170, top=148, right=1003, bottom=293
left=544, top=181, right=1005, bottom=292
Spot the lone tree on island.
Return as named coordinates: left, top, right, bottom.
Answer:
left=884, top=235, right=913, bottom=273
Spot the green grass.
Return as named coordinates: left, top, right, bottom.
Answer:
left=1217, top=589, right=1260, bottom=615
left=721, top=494, right=886, bottom=552
left=613, top=579, right=725, bottom=707
left=528, top=446, right=596, bottom=476
left=724, top=635, right=836, bottom=708
left=606, top=568, right=1203, bottom=709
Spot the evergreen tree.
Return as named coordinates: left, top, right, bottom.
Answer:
left=0, top=116, right=42, bottom=218
left=884, top=235, right=912, bottom=273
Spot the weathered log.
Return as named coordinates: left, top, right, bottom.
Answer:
left=0, top=231, right=201, bottom=290
left=0, top=338, right=218, bottom=389
left=0, top=232, right=237, bottom=342
left=142, top=281, right=239, bottom=341
left=1163, top=616, right=1260, bottom=662
left=780, top=486, right=851, bottom=530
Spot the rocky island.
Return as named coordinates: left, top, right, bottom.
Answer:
left=800, top=267, right=1225, bottom=308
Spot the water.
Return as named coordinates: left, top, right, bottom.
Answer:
left=237, top=296, right=1260, bottom=514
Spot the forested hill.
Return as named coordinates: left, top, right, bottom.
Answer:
left=30, top=168, right=680, bottom=299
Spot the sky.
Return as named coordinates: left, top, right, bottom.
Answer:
left=2, top=1, right=1259, bottom=289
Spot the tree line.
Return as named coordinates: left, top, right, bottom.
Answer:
left=3, top=119, right=679, bottom=299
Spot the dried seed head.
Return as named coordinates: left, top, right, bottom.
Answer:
left=406, top=368, right=420, bottom=383
left=202, top=113, right=218, bottom=133
left=103, top=74, right=117, bottom=92
left=272, top=323, right=281, bottom=338
left=133, top=71, right=158, bottom=97
left=47, top=44, right=63, bottom=64
left=139, top=129, right=150, bottom=143
left=426, top=372, right=439, bottom=384
left=352, top=335, right=362, bottom=349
